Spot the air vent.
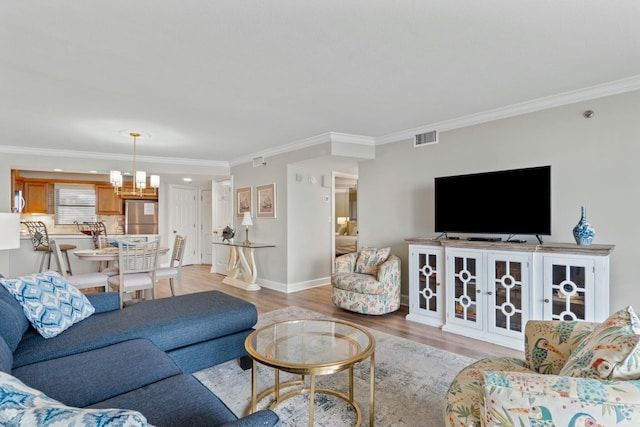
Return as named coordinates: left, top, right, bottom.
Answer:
left=414, top=130, right=438, bottom=147
left=252, top=156, right=266, bottom=167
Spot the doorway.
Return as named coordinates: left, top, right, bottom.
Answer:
left=167, top=185, right=198, bottom=265
left=333, top=174, right=358, bottom=262
left=211, top=179, right=233, bottom=274
left=200, top=188, right=213, bottom=265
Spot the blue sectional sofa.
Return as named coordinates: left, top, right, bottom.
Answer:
left=0, top=283, right=280, bottom=427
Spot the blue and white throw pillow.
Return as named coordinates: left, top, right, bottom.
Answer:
left=0, top=271, right=95, bottom=339
left=0, top=371, right=149, bottom=426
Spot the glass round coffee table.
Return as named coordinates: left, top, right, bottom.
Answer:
left=244, top=319, right=376, bottom=427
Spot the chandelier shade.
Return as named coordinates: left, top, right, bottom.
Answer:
left=110, top=132, right=159, bottom=197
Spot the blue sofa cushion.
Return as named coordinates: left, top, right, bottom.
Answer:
left=0, top=286, right=29, bottom=351
left=12, top=339, right=182, bottom=408
left=0, top=371, right=150, bottom=427
left=168, top=329, right=252, bottom=373
left=86, top=292, right=120, bottom=314
left=0, top=298, right=28, bottom=353
left=13, top=290, right=257, bottom=368
left=0, top=337, right=12, bottom=374
left=0, top=271, right=94, bottom=338
left=88, top=373, right=238, bottom=427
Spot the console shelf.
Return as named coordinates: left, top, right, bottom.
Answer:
left=405, top=238, right=614, bottom=351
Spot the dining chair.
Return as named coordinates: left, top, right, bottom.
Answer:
left=49, top=239, right=110, bottom=293
left=154, top=235, right=187, bottom=296
left=22, top=221, right=77, bottom=275
left=108, top=239, right=160, bottom=309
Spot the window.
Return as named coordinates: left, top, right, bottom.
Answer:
left=55, top=184, right=97, bottom=225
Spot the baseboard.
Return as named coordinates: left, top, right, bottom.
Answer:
left=257, top=277, right=330, bottom=293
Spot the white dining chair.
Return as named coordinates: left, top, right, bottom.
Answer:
left=108, top=239, right=160, bottom=309
left=50, top=239, right=110, bottom=292
left=154, top=235, right=187, bottom=296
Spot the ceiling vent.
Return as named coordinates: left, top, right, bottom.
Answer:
left=252, top=156, right=266, bottom=167
left=413, top=130, right=438, bottom=147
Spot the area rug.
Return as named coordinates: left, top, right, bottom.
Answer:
left=194, top=307, right=476, bottom=427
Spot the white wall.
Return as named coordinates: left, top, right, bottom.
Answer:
left=287, top=164, right=332, bottom=288
left=358, top=89, right=640, bottom=312
left=230, top=143, right=335, bottom=291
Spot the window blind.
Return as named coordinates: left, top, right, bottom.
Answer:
left=54, top=184, right=97, bottom=225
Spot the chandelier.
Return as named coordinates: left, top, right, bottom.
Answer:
left=109, top=132, right=160, bottom=197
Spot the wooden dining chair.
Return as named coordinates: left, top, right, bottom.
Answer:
left=108, top=239, right=160, bottom=309
left=154, top=235, right=187, bottom=296
left=49, top=239, right=110, bottom=292
left=22, top=221, right=76, bottom=275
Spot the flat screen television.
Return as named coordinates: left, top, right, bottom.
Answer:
left=434, top=166, right=551, bottom=237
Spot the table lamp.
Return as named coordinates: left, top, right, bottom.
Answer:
left=337, top=216, right=349, bottom=226
left=0, top=213, right=21, bottom=277
left=241, top=212, right=253, bottom=246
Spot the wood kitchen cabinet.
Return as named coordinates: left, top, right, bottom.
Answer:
left=96, top=184, right=123, bottom=214
left=23, top=182, right=51, bottom=213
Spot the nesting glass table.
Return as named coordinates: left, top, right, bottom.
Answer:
left=244, top=319, right=376, bottom=426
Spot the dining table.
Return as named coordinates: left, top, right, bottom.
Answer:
left=74, top=245, right=170, bottom=262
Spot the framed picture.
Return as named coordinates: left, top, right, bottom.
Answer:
left=236, top=187, right=252, bottom=218
left=256, top=183, right=276, bottom=218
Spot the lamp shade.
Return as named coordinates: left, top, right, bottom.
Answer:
left=241, top=211, right=253, bottom=226
left=337, top=216, right=349, bottom=225
left=0, top=213, right=21, bottom=250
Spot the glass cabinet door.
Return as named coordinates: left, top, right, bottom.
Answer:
left=487, top=253, right=530, bottom=338
left=447, top=250, right=483, bottom=330
left=543, top=256, right=595, bottom=321
left=414, top=250, right=441, bottom=317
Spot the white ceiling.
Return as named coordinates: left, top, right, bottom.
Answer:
left=1, top=1, right=640, bottom=165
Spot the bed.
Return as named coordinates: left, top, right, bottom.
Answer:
left=335, top=234, right=358, bottom=255
left=335, top=223, right=358, bottom=255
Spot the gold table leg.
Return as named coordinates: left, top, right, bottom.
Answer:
left=370, top=351, right=375, bottom=427
left=309, top=373, right=316, bottom=427
left=251, top=359, right=257, bottom=413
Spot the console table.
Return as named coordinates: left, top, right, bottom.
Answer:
left=212, top=242, right=275, bottom=291
left=405, top=237, right=615, bottom=350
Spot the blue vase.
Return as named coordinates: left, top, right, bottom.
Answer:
left=572, top=206, right=595, bottom=245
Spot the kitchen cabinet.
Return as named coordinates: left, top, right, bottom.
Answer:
left=23, top=182, right=51, bottom=213
left=96, top=184, right=123, bottom=214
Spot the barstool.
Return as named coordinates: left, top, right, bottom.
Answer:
left=22, top=221, right=76, bottom=275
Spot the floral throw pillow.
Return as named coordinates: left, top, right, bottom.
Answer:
left=0, top=271, right=95, bottom=339
left=0, top=371, right=149, bottom=426
left=559, top=306, right=640, bottom=380
left=355, top=247, right=391, bottom=275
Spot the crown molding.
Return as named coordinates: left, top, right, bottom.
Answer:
left=0, top=145, right=229, bottom=168
left=375, top=75, right=640, bottom=145
left=229, top=132, right=375, bottom=167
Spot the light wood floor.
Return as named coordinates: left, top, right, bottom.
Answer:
left=154, top=264, right=523, bottom=360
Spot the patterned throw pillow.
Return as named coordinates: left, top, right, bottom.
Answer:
left=0, top=271, right=95, bottom=339
left=355, top=247, right=391, bottom=275
left=0, top=371, right=149, bottom=426
left=559, top=306, right=640, bottom=380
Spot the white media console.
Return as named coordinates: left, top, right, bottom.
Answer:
left=405, top=237, right=614, bottom=350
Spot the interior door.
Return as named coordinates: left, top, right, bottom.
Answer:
left=212, top=179, right=232, bottom=274
left=168, top=185, right=198, bottom=265
left=200, top=189, right=213, bottom=265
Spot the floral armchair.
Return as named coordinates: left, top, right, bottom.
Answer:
left=331, top=247, right=400, bottom=315
left=444, top=306, right=640, bottom=427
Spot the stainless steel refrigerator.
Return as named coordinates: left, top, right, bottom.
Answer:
left=124, top=200, right=159, bottom=234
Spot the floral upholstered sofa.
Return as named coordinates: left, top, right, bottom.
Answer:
left=444, top=306, right=640, bottom=427
left=331, top=247, right=400, bottom=315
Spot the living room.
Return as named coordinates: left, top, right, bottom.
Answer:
left=1, top=2, right=640, bottom=426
